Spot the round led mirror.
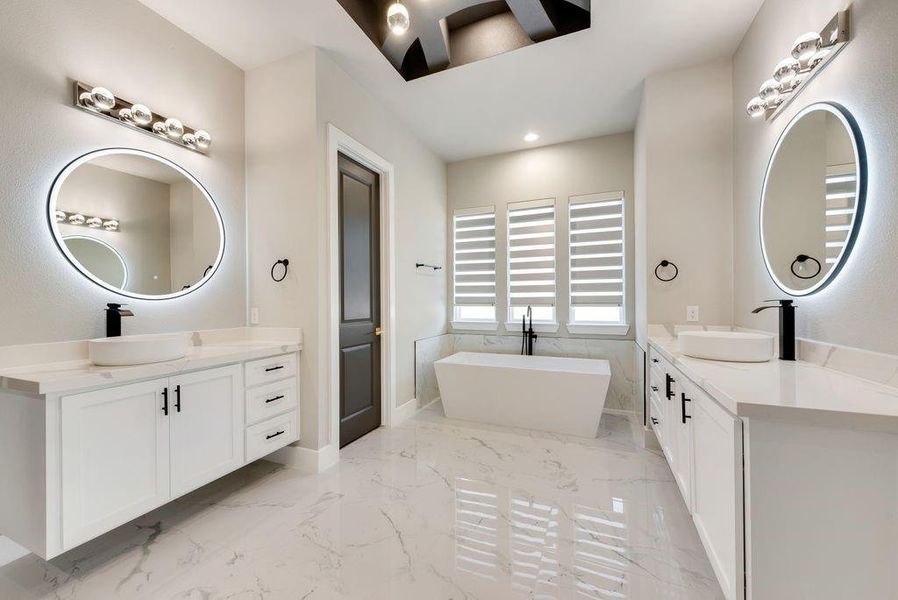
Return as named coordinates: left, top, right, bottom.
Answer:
left=760, top=103, right=866, bottom=296
left=49, top=148, right=224, bottom=299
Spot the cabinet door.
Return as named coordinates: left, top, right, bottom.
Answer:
left=673, top=380, right=695, bottom=512
left=61, top=379, right=170, bottom=550
left=692, top=388, right=743, bottom=600
left=169, top=365, right=243, bottom=497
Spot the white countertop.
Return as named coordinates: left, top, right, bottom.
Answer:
left=0, top=328, right=301, bottom=396
left=649, top=335, right=898, bottom=430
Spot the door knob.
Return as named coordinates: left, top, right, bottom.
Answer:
left=374, top=327, right=383, bottom=336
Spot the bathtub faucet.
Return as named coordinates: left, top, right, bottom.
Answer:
left=522, top=306, right=538, bottom=356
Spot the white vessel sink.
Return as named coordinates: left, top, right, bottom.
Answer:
left=89, top=333, right=190, bottom=366
left=679, top=331, right=775, bottom=363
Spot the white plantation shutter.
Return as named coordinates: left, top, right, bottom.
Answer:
left=569, top=192, right=625, bottom=307
left=508, top=198, right=556, bottom=308
left=453, top=207, right=496, bottom=307
left=824, top=165, right=857, bottom=266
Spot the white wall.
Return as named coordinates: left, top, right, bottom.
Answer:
left=247, top=49, right=448, bottom=449
left=734, top=0, right=898, bottom=352
left=635, top=59, right=735, bottom=340
left=0, top=0, right=246, bottom=344
left=447, top=134, right=635, bottom=338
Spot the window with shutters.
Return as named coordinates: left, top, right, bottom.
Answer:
left=452, top=206, right=497, bottom=323
left=568, top=192, right=625, bottom=325
left=507, top=198, right=556, bottom=323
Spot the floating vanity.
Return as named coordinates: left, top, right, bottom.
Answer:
left=648, top=334, right=898, bottom=600
left=0, top=328, right=300, bottom=560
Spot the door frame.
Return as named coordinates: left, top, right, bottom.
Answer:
left=326, top=124, right=397, bottom=453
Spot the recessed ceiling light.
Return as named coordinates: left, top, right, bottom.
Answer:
left=524, top=132, right=540, bottom=142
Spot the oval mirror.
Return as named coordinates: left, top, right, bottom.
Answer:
left=49, top=148, right=224, bottom=299
left=761, top=103, right=866, bottom=296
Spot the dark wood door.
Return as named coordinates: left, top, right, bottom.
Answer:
left=338, top=154, right=381, bottom=448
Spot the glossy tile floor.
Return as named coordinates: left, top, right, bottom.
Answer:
left=0, top=405, right=723, bottom=599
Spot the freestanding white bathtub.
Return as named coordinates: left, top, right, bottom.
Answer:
left=434, top=352, right=611, bottom=438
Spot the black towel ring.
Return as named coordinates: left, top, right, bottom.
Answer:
left=654, top=260, right=678, bottom=282
left=791, top=254, right=821, bottom=279
left=271, top=259, right=289, bottom=282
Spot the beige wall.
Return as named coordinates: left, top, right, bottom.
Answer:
left=0, top=0, right=246, bottom=344
left=447, top=134, right=635, bottom=338
left=246, top=49, right=448, bottom=450
left=635, top=59, right=735, bottom=346
left=734, top=0, right=898, bottom=352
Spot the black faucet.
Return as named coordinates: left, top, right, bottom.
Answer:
left=105, top=303, right=134, bottom=337
left=521, top=306, right=538, bottom=356
left=751, top=299, right=795, bottom=361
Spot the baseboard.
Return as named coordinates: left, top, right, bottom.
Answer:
left=392, top=398, right=419, bottom=426
left=266, top=443, right=339, bottom=474
left=603, top=408, right=636, bottom=417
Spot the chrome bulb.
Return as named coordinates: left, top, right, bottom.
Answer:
left=118, top=108, right=133, bottom=121
left=182, top=132, right=197, bottom=146
left=68, top=213, right=86, bottom=225
left=152, top=121, right=167, bottom=135
left=773, top=58, right=801, bottom=84
left=791, top=32, right=822, bottom=64
left=86, top=217, right=103, bottom=228
left=89, top=87, right=116, bottom=112
left=194, top=130, right=211, bottom=149
left=55, top=210, right=67, bottom=223
left=103, top=219, right=119, bottom=231
left=165, top=118, right=184, bottom=139
left=758, top=79, right=780, bottom=102
left=746, top=97, right=766, bottom=118
left=130, top=104, right=153, bottom=126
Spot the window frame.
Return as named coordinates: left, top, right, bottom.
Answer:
left=505, top=198, right=558, bottom=328
left=451, top=205, right=498, bottom=330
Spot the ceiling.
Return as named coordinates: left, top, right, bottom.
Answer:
left=139, top=0, right=765, bottom=161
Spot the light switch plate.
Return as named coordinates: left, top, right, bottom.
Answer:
left=686, top=306, right=699, bottom=322
left=250, top=307, right=260, bottom=325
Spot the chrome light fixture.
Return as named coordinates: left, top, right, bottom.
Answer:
left=74, top=81, right=212, bottom=154
left=387, top=1, right=410, bottom=35
left=56, top=210, right=120, bottom=231
left=745, top=9, right=850, bottom=121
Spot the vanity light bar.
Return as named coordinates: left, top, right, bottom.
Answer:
left=55, top=210, right=119, bottom=231
left=73, top=81, right=212, bottom=154
left=746, top=9, right=850, bottom=121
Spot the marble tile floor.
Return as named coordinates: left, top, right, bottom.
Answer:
left=0, top=405, right=723, bottom=599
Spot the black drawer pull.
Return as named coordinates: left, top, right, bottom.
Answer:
left=651, top=386, right=659, bottom=392
left=265, top=395, right=285, bottom=404
left=162, top=387, right=169, bottom=416
left=175, top=384, right=181, bottom=413
left=681, top=393, right=692, bottom=424
left=266, top=430, right=285, bottom=440
left=651, top=417, right=659, bottom=425
left=264, top=365, right=285, bottom=372
left=665, top=374, right=675, bottom=400
left=652, top=358, right=660, bottom=363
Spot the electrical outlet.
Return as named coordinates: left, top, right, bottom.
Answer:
left=686, top=306, right=700, bottom=322
left=250, top=307, right=260, bottom=325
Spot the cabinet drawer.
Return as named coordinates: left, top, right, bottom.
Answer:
left=246, top=378, right=297, bottom=426
left=649, top=393, right=663, bottom=433
left=245, top=353, right=296, bottom=388
left=649, top=366, right=664, bottom=395
left=246, top=411, right=298, bottom=463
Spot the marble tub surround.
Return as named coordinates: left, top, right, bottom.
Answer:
left=0, top=327, right=302, bottom=395
left=650, top=335, right=898, bottom=430
left=0, top=405, right=723, bottom=599
left=415, top=333, right=637, bottom=413
left=413, top=334, right=453, bottom=407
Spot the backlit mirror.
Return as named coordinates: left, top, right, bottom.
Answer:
left=760, top=103, right=865, bottom=296
left=49, top=148, right=224, bottom=299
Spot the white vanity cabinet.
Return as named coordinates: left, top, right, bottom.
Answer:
left=648, top=347, right=743, bottom=600
left=0, top=350, right=299, bottom=559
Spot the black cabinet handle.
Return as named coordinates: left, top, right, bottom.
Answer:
left=651, top=417, right=659, bottom=425
left=665, top=374, right=675, bottom=400
left=162, top=388, right=169, bottom=416
left=175, top=384, right=182, bottom=413
left=652, top=358, right=660, bottom=363
left=265, top=395, right=285, bottom=404
left=651, top=386, right=659, bottom=392
left=265, top=365, right=285, bottom=373
left=681, top=393, right=692, bottom=424
left=266, top=430, right=285, bottom=440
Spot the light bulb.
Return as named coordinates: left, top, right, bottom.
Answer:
left=55, top=211, right=67, bottom=223
left=130, top=104, right=153, bottom=126
left=182, top=132, right=197, bottom=146
left=758, top=79, right=780, bottom=102
left=746, top=97, right=766, bottom=118
left=152, top=121, right=167, bottom=135
left=86, top=216, right=103, bottom=228
left=387, top=1, right=410, bottom=35
left=68, top=213, right=86, bottom=225
left=773, top=58, right=801, bottom=83
left=194, top=130, right=211, bottom=149
left=791, top=32, right=822, bottom=64
left=79, top=92, right=98, bottom=110
left=165, top=118, right=184, bottom=139
left=118, top=107, right=133, bottom=121
left=90, top=87, right=116, bottom=112
left=103, top=219, right=119, bottom=231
